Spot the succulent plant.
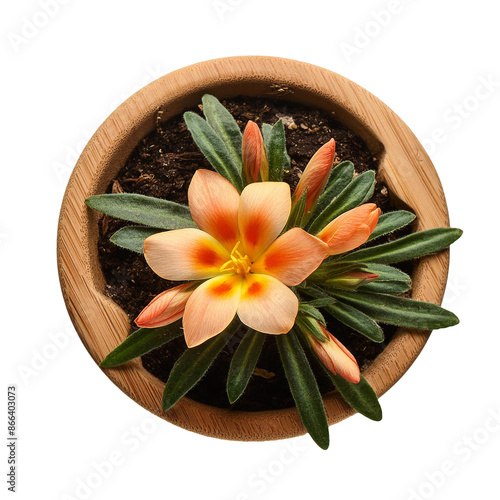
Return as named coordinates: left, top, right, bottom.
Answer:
left=86, top=95, right=461, bottom=449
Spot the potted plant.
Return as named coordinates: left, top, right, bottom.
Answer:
left=57, top=56, right=461, bottom=448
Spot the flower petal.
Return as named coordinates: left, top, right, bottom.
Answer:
left=144, top=228, right=229, bottom=281
left=294, top=139, right=336, bottom=213
left=135, top=283, right=197, bottom=328
left=183, top=274, right=243, bottom=347
left=309, top=326, right=360, bottom=383
left=252, top=228, right=328, bottom=286
left=237, top=274, right=298, bottom=334
left=316, top=204, right=381, bottom=255
left=238, top=182, right=291, bottom=260
left=188, top=169, right=240, bottom=252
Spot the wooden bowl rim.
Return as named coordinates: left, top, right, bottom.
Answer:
left=57, top=56, right=450, bottom=441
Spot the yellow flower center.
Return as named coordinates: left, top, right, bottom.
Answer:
left=220, top=241, right=252, bottom=275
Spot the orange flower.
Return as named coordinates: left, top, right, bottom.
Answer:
left=294, top=139, right=336, bottom=213
left=316, top=203, right=380, bottom=255
left=242, top=121, right=268, bottom=183
left=305, top=323, right=360, bottom=383
left=138, top=170, right=328, bottom=347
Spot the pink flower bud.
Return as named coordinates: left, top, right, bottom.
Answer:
left=317, top=203, right=381, bottom=255
left=306, top=322, right=360, bottom=383
left=242, top=121, right=268, bottom=183
left=294, top=139, right=336, bottom=213
left=326, top=271, right=379, bottom=289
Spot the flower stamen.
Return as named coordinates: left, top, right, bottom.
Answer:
left=220, top=241, right=252, bottom=275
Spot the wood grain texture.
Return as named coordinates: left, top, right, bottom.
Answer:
left=57, top=56, right=450, bottom=441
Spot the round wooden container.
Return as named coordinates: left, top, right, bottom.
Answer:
left=57, top=56, right=450, bottom=441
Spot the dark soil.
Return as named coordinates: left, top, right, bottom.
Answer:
left=97, top=96, right=412, bottom=411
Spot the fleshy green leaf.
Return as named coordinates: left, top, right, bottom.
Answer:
left=363, top=263, right=412, bottom=283
left=359, top=280, right=412, bottom=294
left=283, top=150, right=291, bottom=172
left=326, top=300, right=384, bottom=342
left=262, top=123, right=272, bottom=146
left=308, top=170, right=376, bottom=234
left=300, top=297, right=335, bottom=309
left=295, top=314, right=328, bottom=342
left=85, top=194, right=196, bottom=230
left=184, top=111, right=243, bottom=191
left=328, top=288, right=459, bottom=329
left=341, top=228, right=463, bottom=264
left=284, top=188, right=307, bottom=230
left=368, top=210, right=416, bottom=241
left=110, top=226, right=163, bottom=253
left=100, top=322, right=183, bottom=368
left=202, top=95, right=243, bottom=173
left=330, top=375, right=382, bottom=421
left=298, top=303, right=326, bottom=326
left=301, top=286, right=384, bottom=342
left=227, top=329, right=266, bottom=404
left=162, top=321, right=239, bottom=411
left=266, top=119, right=286, bottom=181
left=308, top=161, right=355, bottom=223
left=276, top=331, right=330, bottom=450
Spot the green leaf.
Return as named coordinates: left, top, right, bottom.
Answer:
left=308, top=170, right=376, bottom=234
left=110, top=226, right=163, bottom=253
left=328, top=288, right=460, bottom=329
left=266, top=119, right=286, bottom=181
left=276, top=331, right=330, bottom=450
left=368, top=210, right=416, bottom=241
left=202, top=95, right=243, bottom=173
left=227, top=329, right=266, bottom=404
left=162, top=320, right=239, bottom=411
left=341, top=228, right=463, bottom=264
left=262, top=123, right=272, bottom=146
left=327, top=300, right=384, bottom=342
left=300, top=298, right=336, bottom=309
left=283, top=150, right=291, bottom=172
left=100, top=322, right=183, bottom=368
left=363, top=263, right=411, bottom=283
left=295, top=314, right=327, bottom=342
left=330, top=375, right=382, bottom=421
left=284, top=188, right=307, bottom=230
left=308, top=161, right=355, bottom=222
left=301, top=286, right=384, bottom=342
left=85, top=194, right=196, bottom=230
left=298, top=303, right=326, bottom=326
left=359, top=280, right=412, bottom=294
left=184, top=111, right=243, bottom=191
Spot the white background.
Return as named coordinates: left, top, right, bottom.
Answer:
left=2, top=1, right=499, bottom=499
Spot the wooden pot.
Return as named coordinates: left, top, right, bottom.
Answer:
left=57, top=56, right=450, bottom=441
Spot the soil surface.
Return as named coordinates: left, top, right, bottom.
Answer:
left=97, top=96, right=412, bottom=411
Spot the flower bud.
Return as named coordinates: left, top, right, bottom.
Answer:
left=324, top=271, right=379, bottom=289
left=135, top=283, right=196, bottom=328
left=242, top=121, right=268, bottom=183
left=294, top=139, right=336, bottom=213
left=304, top=322, right=360, bottom=383
left=316, top=203, right=380, bottom=255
